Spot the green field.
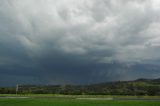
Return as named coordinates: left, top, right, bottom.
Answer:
left=0, top=98, right=160, bottom=106
left=0, top=95, right=160, bottom=106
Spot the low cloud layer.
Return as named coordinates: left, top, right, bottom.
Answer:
left=0, top=0, right=160, bottom=86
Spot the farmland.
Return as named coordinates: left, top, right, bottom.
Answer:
left=0, top=95, right=160, bottom=106
left=0, top=78, right=159, bottom=106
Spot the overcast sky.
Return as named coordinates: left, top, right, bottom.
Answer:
left=0, top=0, right=160, bottom=86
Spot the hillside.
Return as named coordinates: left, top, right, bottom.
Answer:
left=0, top=78, right=160, bottom=96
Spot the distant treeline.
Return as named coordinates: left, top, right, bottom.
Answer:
left=0, top=78, right=160, bottom=96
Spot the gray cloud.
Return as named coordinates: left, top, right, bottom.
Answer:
left=0, top=0, right=160, bottom=86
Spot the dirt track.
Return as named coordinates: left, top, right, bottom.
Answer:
left=0, top=96, right=160, bottom=101
left=77, top=97, right=160, bottom=101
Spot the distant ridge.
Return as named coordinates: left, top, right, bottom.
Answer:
left=0, top=78, right=160, bottom=95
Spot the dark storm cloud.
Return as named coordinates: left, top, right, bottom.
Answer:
left=0, top=0, right=160, bottom=86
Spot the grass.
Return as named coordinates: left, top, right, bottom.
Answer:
left=0, top=97, right=160, bottom=106
left=0, top=98, right=159, bottom=106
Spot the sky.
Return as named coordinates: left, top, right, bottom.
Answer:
left=0, top=0, right=160, bottom=86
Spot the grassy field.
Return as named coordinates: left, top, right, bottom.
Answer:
left=0, top=98, right=160, bottom=106
left=0, top=95, right=160, bottom=106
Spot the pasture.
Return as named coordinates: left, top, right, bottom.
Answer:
left=0, top=94, right=160, bottom=106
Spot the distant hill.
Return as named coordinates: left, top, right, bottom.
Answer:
left=0, top=78, right=160, bottom=95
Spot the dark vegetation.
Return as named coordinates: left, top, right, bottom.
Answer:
left=0, top=78, right=160, bottom=96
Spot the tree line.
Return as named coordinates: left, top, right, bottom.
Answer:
left=0, top=78, right=160, bottom=96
